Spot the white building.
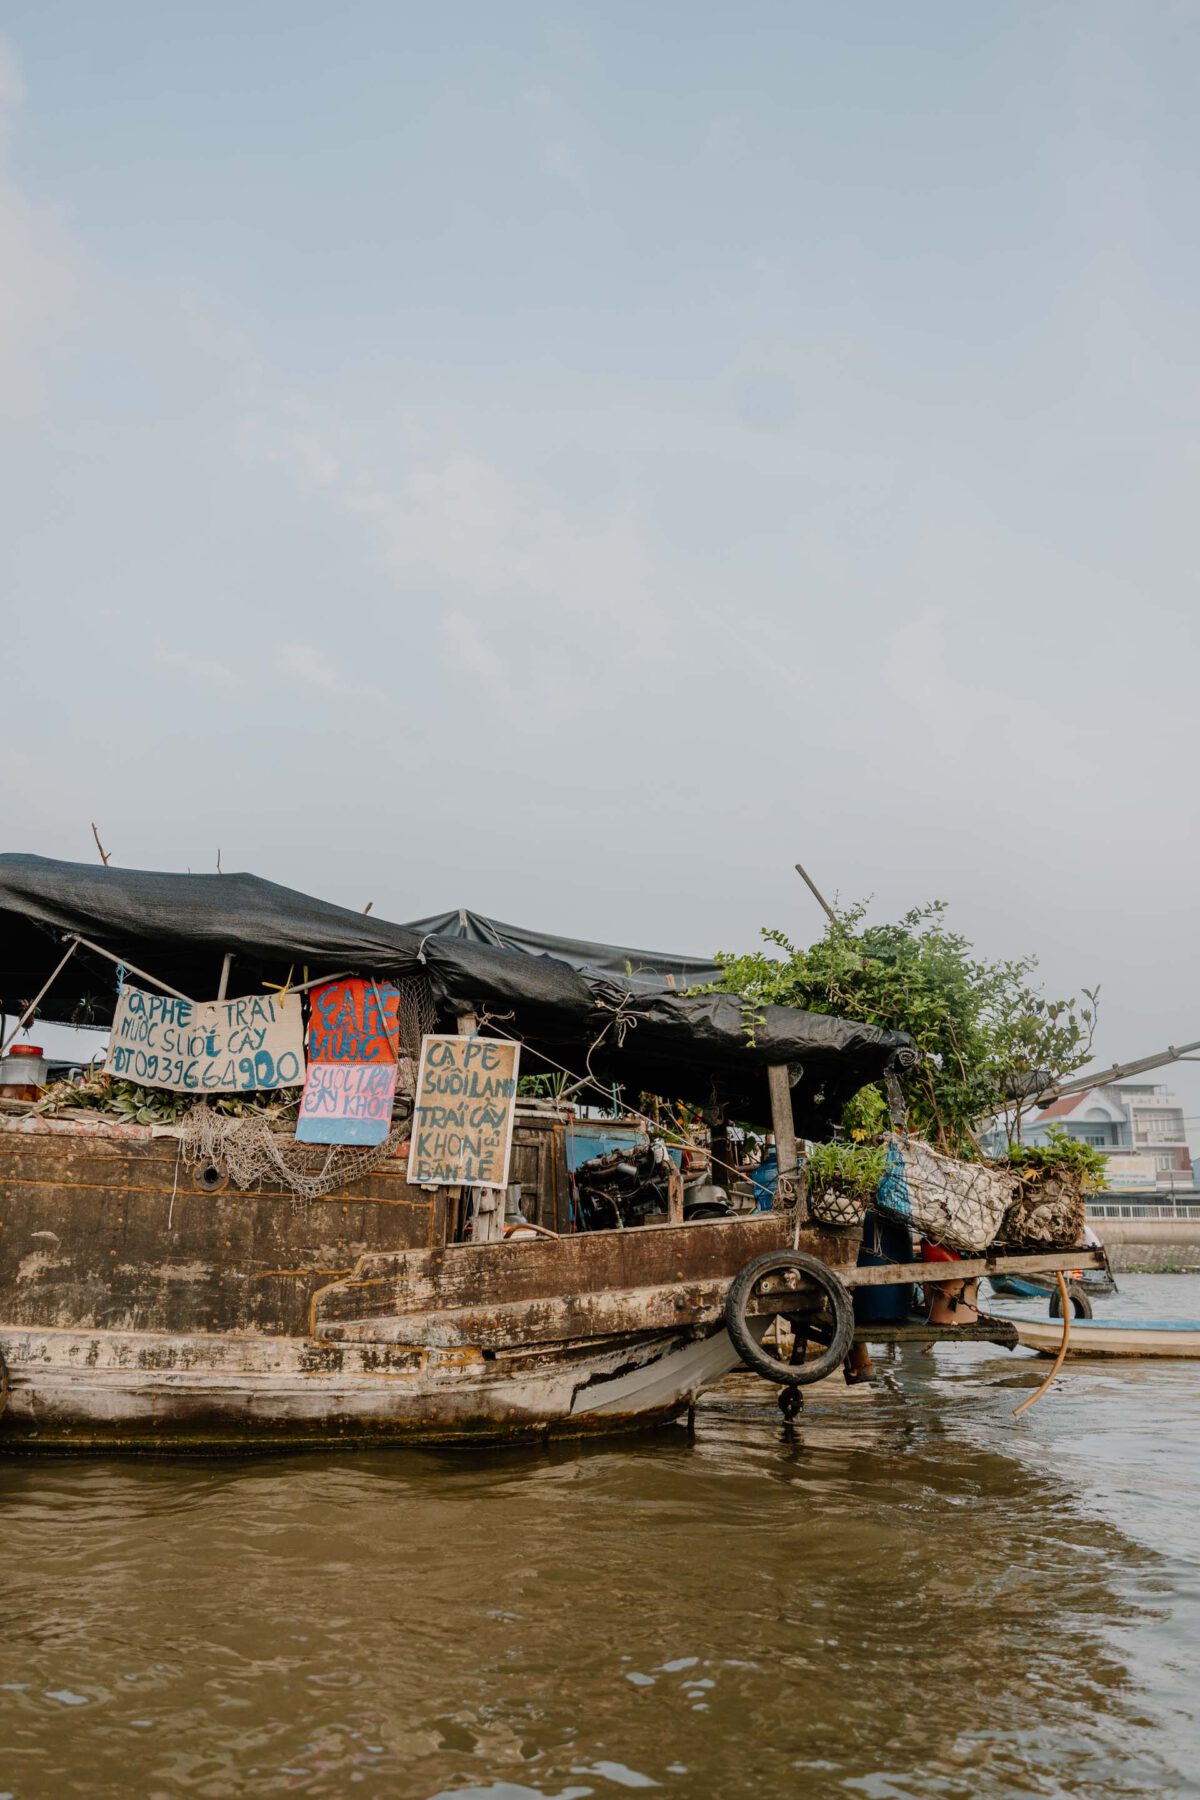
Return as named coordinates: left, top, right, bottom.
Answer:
left=1015, top=1083, right=1193, bottom=1192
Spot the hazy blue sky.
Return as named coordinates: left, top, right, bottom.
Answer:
left=3, top=5, right=1199, bottom=1128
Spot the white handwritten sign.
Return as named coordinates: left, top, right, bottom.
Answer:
left=406, top=1034, right=521, bottom=1189
left=105, top=984, right=305, bottom=1093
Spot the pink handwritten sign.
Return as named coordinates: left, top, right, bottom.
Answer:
left=296, top=979, right=400, bottom=1146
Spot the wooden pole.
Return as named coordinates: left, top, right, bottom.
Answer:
left=0, top=937, right=81, bottom=1059
left=449, top=1009, right=479, bottom=1240
left=768, top=1062, right=807, bottom=1221
left=794, top=861, right=838, bottom=929
left=70, top=934, right=193, bottom=1003
left=708, top=1109, right=734, bottom=1196
left=666, top=1159, right=685, bottom=1225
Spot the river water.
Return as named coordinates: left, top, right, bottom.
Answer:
left=1, top=1275, right=1197, bottom=1799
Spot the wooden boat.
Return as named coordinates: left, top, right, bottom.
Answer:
left=989, top=1268, right=1116, bottom=1302
left=0, top=1107, right=845, bottom=1450
left=0, top=854, right=1109, bottom=1453
left=1012, top=1315, right=1200, bottom=1359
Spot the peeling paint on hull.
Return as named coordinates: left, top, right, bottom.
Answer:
left=0, top=1320, right=746, bottom=1454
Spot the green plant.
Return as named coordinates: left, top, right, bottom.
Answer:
left=1002, top=1126, right=1107, bottom=1192
left=715, top=900, right=1098, bottom=1158
left=33, top=1074, right=302, bottom=1125
left=517, top=1071, right=571, bottom=1100
left=840, top=1082, right=889, bottom=1141
left=804, top=1138, right=888, bottom=1202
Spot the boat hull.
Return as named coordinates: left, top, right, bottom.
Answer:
left=0, top=1320, right=747, bottom=1453
left=989, top=1270, right=1117, bottom=1301
left=0, top=1112, right=842, bottom=1453
left=1013, top=1318, right=1200, bottom=1359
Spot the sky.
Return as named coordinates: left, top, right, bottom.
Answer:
left=2, top=4, right=1199, bottom=1133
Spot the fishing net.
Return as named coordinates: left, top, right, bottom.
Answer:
left=179, top=1101, right=415, bottom=1200
left=876, top=1134, right=1016, bottom=1254
left=177, top=973, right=435, bottom=1201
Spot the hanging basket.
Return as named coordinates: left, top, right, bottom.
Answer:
left=998, top=1172, right=1087, bottom=1250
left=808, top=1186, right=868, bottom=1229
left=876, top=1134, right=1016, bottom=1254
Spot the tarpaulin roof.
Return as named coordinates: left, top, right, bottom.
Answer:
left=0, top=854, right=912, bottom=1127
left=404, top=908, right=724, bottom=989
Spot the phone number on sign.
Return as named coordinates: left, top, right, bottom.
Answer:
left=107, top=1045, right=302, bottom=1090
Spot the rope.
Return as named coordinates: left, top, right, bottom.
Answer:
left=1012, top=1271, right=1072, bottom=1417
left=471, top=1014, right=752, bottom=1193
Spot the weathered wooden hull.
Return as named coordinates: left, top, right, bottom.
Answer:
left=0, top=1114, right=843, bottom=1452
left=0, top=1319, right=750, bottom=1452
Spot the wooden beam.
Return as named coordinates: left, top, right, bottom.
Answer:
left=767, top=1063, right=807, bottom=1221
left=853, top=1319, right=1020, bottom=1347
left=837, top=1245, right=1105, bottom=1290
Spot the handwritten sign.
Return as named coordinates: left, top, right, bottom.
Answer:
left=105, top=984, right=304, bottom=1093
left=296, top=979, right=401, bottom=1146
left=407, top=1034, right=521, bottom=1189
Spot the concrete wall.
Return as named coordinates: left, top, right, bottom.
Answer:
left=1097, top=1217, right=1200, bottom=1273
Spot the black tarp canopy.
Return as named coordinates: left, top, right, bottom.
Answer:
left=404, top=908, right=724, bottom=989
left=0, top=854, right=912, bottom=1129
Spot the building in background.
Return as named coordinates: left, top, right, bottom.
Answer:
left=1008, top=1084, right=1194, bottom=1193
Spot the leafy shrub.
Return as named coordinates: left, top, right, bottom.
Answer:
left=715, top=900, right=1097, bottom=1159
left=1002, top=1125, right=1107, bottom=1192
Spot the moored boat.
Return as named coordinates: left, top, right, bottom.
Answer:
left=989, top=1268, right=1117, bottom=1303
left=1012, top=1315, right=1200, bottom=1359
left=0, top=854, right=1111, bottom=1452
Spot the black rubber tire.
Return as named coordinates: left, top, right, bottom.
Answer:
left=724, top=1251, right=855, bottom=1386
left=1048, top=1283, right=1093, bottom=1320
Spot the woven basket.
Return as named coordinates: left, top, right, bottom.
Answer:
left=877, top=1135, right=1016, bottom=1254
left=998, top=1173, right=1086, bottom=1250
left=809, top=1186, right=867, bottom=1229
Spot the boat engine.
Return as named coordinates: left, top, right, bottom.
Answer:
left=574, top=1141, right=735, bottom=1230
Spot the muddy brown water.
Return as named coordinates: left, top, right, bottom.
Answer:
left=1, top=1275, right=1198, bottom=1799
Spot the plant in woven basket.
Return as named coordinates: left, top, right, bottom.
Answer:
left=997, top=1126, right=1105, bottom=1248
left=805, top=1139, right=888, bottom=1226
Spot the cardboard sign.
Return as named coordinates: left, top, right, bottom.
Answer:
left=296, top=979, right=401, bottom=1146
left=407, top=1034, right=520, bottom=1189
left=105, top=984, right=305, bottom=1093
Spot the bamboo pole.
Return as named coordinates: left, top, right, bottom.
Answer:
left=0, top=937, right=81, bottom=1059
left=71, top=934, right=193, bottom=1003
